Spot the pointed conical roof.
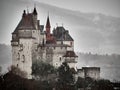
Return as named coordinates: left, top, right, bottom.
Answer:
left=46, top=16, right=51, bottom=28
left=13, top=13, right=36, bottom=34
left=33, top=7, right=37, bottom=15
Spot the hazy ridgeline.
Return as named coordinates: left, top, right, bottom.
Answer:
left=0, top=44, right=120, bottom=81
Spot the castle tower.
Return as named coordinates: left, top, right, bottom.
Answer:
left=46, top=15, right=51, bottom=34
left=11, top=8, right=44, bottom=79
left=46, top=15, right=51, bottom=43
left=32, top=7, right=38, bottom=29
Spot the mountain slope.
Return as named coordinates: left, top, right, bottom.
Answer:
left=0, top=44, right=12, bottom=73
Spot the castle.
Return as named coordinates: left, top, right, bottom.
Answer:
left=11, top=7, right=78, bottom=78
left=11, top=7, right=100, bottom=79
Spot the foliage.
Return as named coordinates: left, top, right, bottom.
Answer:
left=32, top=61, right=56, bottom=78
left=0, top=63, right=117, bottom=90
left=0, top=68, right=34, bottom=90
left=76, top=77, right=84, bottom=88
left=58, top=62, right=74, bottom=84
left=76, top=77, right=114, bottom=90
left=91, top=79, right=114, bottom=90
left=8, top=65, right=27, bottom=78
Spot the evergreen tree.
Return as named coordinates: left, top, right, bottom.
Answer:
left=58, top=62, right=74, bottom=85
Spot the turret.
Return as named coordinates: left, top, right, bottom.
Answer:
left=33, top=7, right=37, bottom=15
left=46, top=15, right=51, bottom=34
left=22, top=10, right=26, bottom=17
left=32, top=7, right=38, bottom=29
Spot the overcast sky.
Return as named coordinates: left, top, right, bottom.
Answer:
left=0, top=0, right=120, bottom=54
left=33, top=0, right=120, bottom=17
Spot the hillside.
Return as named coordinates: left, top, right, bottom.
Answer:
left=0, top=44, right=12, bottom=73
left=77, top=52, right=120, bottom=81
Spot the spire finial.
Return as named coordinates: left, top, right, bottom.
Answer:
left=23, top=10, right=26, bottom=17
left=34, top=3, right=36, bottom=8
left=46, top=14, right=51, bottom=28
left=33, top=3, right=37, bottom=15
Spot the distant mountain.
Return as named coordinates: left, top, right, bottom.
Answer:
left=0, top=44, right=12, bottom=73
left=77, top=52, right=120, bottom=81
left=35, top=2, right=120, bottom=54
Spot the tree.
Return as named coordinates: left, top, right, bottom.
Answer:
left=93, top=79, right=113, bottom=90
left=0, top=66, right=34, bottom=90
left=58, top=62, right=74, bottom=84
left=76, top=77, right=84, bottom=88
left=32, top=61, right=56, bottom=79
left=56, top=62, right=75, bottom=90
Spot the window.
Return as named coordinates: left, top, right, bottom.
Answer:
left=22, top=55, right=25, bottom=63
left=59, top=57, right=62, bottom=61
left=70, top=42, right=72, bottom=46
left=20, top=44, right=23, bottom=51
left=33, top=31, right=35, bottom=33
left=18, top=53, right=20, bottom=60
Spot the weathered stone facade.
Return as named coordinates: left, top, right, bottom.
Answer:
left=77, top=67, right=100, bottom=80
left=11, top=7, right=78, bottom=79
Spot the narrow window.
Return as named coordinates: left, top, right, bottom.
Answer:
left=18, top=53, right=20, bottom=60
left=59, top=57, right=61, bottom=61
left=70, top=42, right=72, bottom=46
left=22, top=55, right=25, bottom=63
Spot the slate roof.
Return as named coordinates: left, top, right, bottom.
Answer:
left=63, top=51, right=78, bottom=57
left=33, top=7, right=37, bottom=15
left=13, top=13, right=36, bottom=34
left=53, top=26, right=74, bottom=41
left=46, top=16, right=51, bottom=28
left=12, top=8, right=40, bottom=34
